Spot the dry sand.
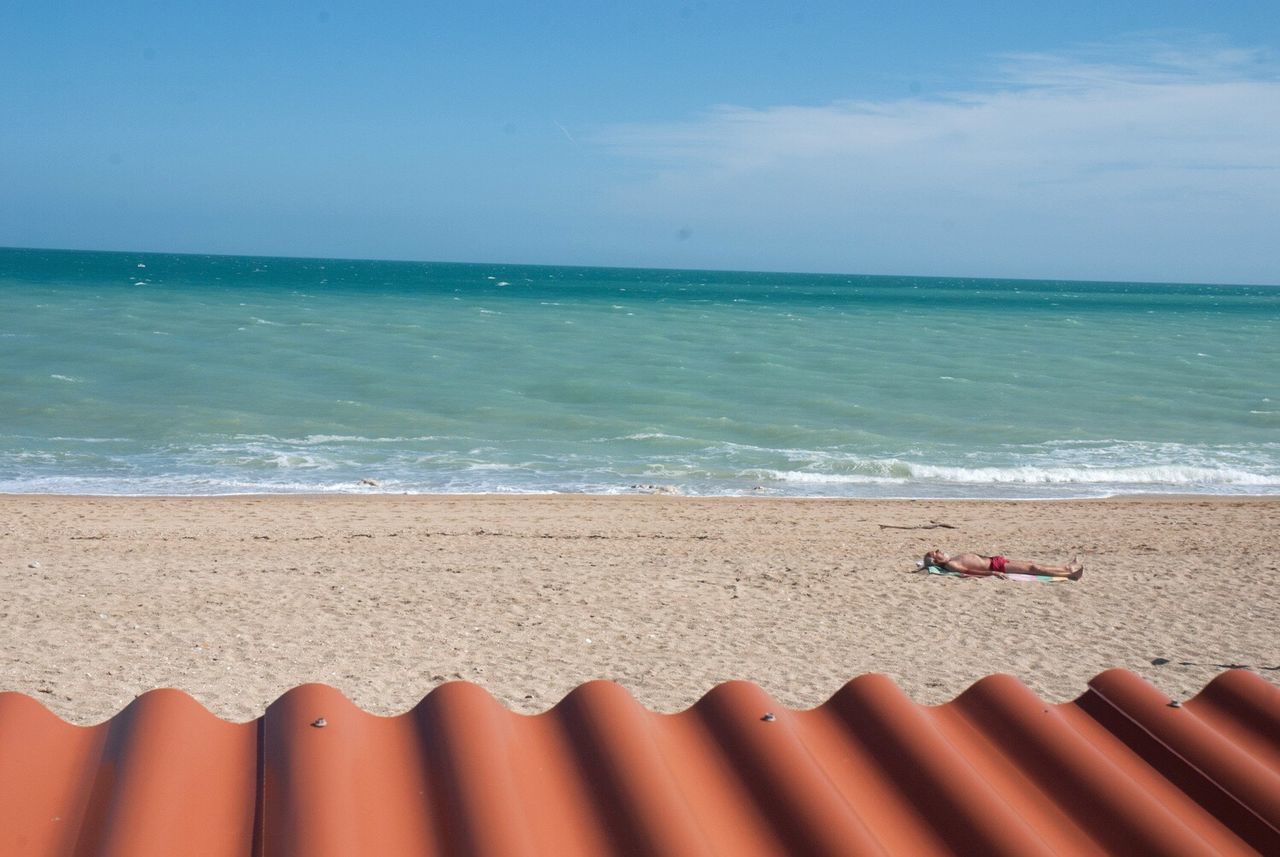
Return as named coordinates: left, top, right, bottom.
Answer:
left=1, top=494, right=1277, bottom=724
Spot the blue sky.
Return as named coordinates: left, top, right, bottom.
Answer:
left=3, top=2, right=1278, bottom=283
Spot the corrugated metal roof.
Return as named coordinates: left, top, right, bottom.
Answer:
left=0, top=668, right=1276, bottom=856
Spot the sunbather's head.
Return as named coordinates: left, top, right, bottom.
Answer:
left=924, top=549, right=948, bottom=566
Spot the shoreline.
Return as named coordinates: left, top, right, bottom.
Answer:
left=3, top=493, right=1277, bottom=724
left=4, top=490, right=1279, bottom=501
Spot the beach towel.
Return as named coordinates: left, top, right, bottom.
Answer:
left=917, top=562, right=1067, bottom=583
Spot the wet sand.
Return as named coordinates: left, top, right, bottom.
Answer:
left=1, top=494, right=1276, bottom=724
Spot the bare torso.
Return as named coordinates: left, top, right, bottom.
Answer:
left=942, top=552, right=997, bottom=574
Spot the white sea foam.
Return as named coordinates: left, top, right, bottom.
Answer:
left=758, top=470, right=904, bottom=484
left=905, top=462, right=1277, bottom=485
left=229, top=434, right=451, bottom=445
left=296, top=434, right=411, bottom=444
left=49, top=374, right=82, bottom=383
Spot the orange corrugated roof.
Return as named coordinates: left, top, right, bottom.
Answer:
left=0, top=669, right=1276, bottom=856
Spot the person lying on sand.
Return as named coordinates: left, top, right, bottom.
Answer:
left=923, top=549, right=1084, bottom=580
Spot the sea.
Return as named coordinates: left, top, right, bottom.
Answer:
left=2, top=246, right=1277, bottom=499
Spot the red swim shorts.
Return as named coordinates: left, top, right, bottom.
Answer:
left=988, top=555, right=1007, bottom=573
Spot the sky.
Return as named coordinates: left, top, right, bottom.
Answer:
left=2, top=2, right=1279, bottom=284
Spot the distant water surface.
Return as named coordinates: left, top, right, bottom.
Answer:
left=2, top=247, right=1277, bottom=497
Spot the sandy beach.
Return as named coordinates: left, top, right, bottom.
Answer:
left=1, top=494, right=1276, bottom=725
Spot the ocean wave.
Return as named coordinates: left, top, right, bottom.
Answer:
left=0, top=475, right=386, bottom=496
left=228, top=434, right=456, bottom=445
left=905, top=462, right=1278, bottom=485
left=756, top=470, right=905, bottom=484
left=744, top=448, right=1280, bottom=492
left=4, top=434, right=1279, bottom=498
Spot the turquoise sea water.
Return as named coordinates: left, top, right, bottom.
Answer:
left=2, top=247, right=1277, bottom=498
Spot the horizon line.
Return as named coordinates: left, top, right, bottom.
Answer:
left=2, top=243, right=1276, bottom=290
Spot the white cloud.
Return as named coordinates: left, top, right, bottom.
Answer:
left=592, top=41, right=1280, bottom=283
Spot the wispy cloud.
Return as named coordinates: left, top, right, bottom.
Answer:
left=592, top=39, right=1280, bottom=282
